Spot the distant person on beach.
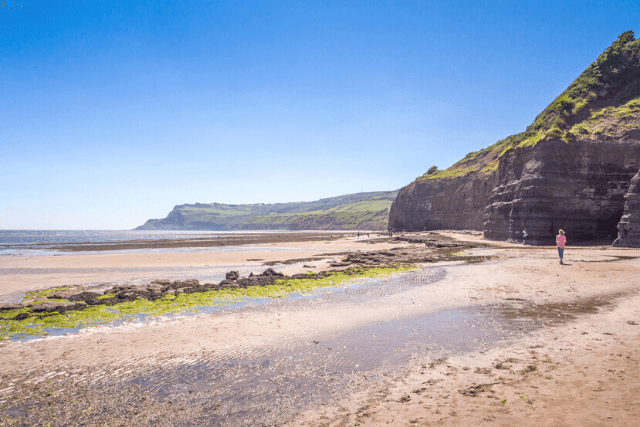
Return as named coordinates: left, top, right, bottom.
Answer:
left=556, top=229, right=566, bottom=265
left=522, top=229, right=528, bottom=245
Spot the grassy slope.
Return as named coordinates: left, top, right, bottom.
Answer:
left=242, top=199, right=392, bottom=230
left=417, top=31, right=640, bottom=182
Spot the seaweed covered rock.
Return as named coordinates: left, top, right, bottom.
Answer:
left=613, top=169, right=640, bottom=247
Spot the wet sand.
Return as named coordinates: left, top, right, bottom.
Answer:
left=0, top=232, right=407, bottom=298
left=1, top=232, right=639, bottom=426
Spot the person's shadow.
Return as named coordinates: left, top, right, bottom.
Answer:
left=561, top=262, right=572, bottom=266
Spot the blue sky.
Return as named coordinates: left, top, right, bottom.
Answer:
left=1, top=0, right=638, bottom=229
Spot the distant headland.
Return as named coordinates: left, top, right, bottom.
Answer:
left=135, top=191, right=398, bottom=231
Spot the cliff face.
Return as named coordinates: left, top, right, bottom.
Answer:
left=613, top=169, right=640, bottom=247
left=389, top=32, right=640, bottom=245
left=388, top=170, right=497, bottom=231
left=484, top=134, right=640, bottom=244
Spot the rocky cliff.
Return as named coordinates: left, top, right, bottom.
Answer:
left=484, top=130, right=640, bottom=244
left=613, top=169, right=640, bottom=247
left=388, top=146, right=500, bottom=231
left=390, top=31, right=640, bottom=245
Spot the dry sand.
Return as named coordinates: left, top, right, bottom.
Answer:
left=1, top=232, right=639, bottom=426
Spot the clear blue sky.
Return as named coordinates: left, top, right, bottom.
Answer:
left=1, top=1, right=638, bottom=229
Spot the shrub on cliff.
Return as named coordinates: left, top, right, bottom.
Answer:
left=525, top=31, right=639, bottom=141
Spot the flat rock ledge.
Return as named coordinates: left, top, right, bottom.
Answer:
left=0, top=268, right=286, bottom=320
left=613, top=169, right=640, bottom=247
left=0, top=267, right=392, bottom=321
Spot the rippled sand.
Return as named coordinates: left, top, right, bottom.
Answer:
left=1, top=232, right=639, bottom=426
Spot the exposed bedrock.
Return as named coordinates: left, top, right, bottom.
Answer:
left=388, top=172, right=498, bottom=231
left=483, top=138, right=640, bottom=245
left=613, top=169, right=640, bottom=247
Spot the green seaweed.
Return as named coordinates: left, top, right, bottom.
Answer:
left=0, top=265, right=416, bottom=341
left=25, top=286, right=76, bottom=299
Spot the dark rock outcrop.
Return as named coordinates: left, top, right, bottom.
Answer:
left=389, top=170, right=498, bottom=231
left=484, top=137, right=640, bottom=244
left=613, top=169, right=640, bottom=247
left=225, top=271, right=240, bottom=281
left=0, top=270, right=290, bottom=320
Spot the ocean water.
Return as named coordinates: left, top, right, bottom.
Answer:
left=0, top=229, right=300, bottom=256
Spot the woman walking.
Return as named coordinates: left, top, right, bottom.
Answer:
left=556, top=229, right=566, bottom=265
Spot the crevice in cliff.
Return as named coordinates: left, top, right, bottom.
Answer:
left=597, top=208, right=625, bottom=240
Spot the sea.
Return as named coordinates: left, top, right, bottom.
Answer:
left=0, top=229, right=286, bottom=256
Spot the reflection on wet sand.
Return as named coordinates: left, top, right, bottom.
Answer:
left=1, top=232, right=639, bottom=426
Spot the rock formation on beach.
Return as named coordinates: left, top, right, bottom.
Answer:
left=613, top=169, right=640, bottom=247
left=0, top=268, right=286, bottom=320
left=390, top=31, right=640, bottom=245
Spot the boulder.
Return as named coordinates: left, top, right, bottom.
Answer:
left=68, top=292, right=102, bottom=304
left=30, top=301, right=62, bottom=313
left=225, top=271, right=240, bottom=281
left=218, top=280, right=239, bottom=288
left=0, top=303, right=23, bottom=311
left=259, top=268, right=284, bottom=277
left=147, top=283, right=164, bottom=292
left=47, top=290, right=81, bottom=300
left=613, top=169, right=640, bottom=247
left=13, top=313, right=31, bottom=320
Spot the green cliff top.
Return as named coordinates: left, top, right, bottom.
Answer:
left=136, top=191, right=399, bottom=230
left=418, top=31, right=640, bottom=182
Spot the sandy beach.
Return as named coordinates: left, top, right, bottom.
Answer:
left=0, top=232, right=403, bottom=298
left=0, top=231, right=639, bottom=426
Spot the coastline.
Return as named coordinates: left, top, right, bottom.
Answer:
left=0, top=231, right=639, bottom=426
left=0, top=232, right=408, bottom=298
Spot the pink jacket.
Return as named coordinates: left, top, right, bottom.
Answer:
left=556, top=235, right=566, bottom=249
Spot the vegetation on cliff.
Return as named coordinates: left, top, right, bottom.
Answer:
left=417, top=31, right=640, bottom=182
left=136, top=191, right=398, bottom=231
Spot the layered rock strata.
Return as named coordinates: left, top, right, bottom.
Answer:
left=484, top=137, right=640, bottom=245
left=390, top=32, right=640, bottom=245
left=388, top=170, right=498, bottom=231
left=613, top=169, right=640, bottom=247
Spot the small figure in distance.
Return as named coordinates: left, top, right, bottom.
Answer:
left=556, top=229, right=566, bottom=265
left=522, top=228, right=528, bottom=245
